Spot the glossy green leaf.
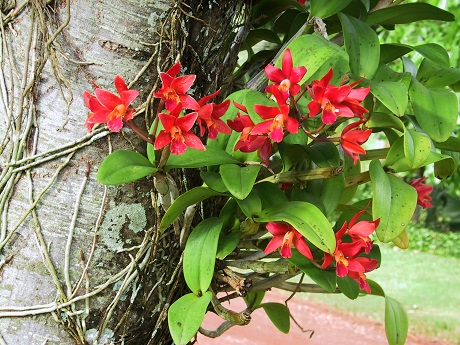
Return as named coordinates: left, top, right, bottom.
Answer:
left=164, top=146, right=240, bottom=170
left=412, top=43, right=450, bottom=68
left=253, top=182, right=288, bottom=209
left=97, top=150, right=158, bottom=185
left=216, top=230, right=241, bottom=260
left=339, top=155, right=361, bottom=205
left=385, top=296, right=409, bottom=345
left=370, top=160, right=417, bottom=242
left=183, top=218, right=223, bottom=295
left=168, top=292, right=212, bottom=345
left=287, top=250, right=337, bottom=292
left=417, top=59, right=460, bottom=88
left=246, top=28, right=282, bottom=47
left=367, top=279, right=385, bottom=297
left=379, top=44, right=412, bottom=64
left=409, top=77, right=458, bottom=143
left=339, top=13, right=380, bottom=79
left=428, top=152, right=457, bottom=180
left=310, top=0, right=352, bottom=19
left=337, top=277, right=360, bottom=300
left=219, top=198, right=239, bottom=230
left=236, top=189, right=262, bottom=218
left=403, top=129, right=431, bottom=169
left=160, top=187, right=223, bottom=231
left=367, top=112, right=405, bottom=132
left=200, top=171, right=228, bottom=193
left=254, top=201, right=335, bottom=253
left=366, top=3, right=455, bottom=26
left=284, top=34, right=349, bottom=85
left=261, top=303, right=290, bottom=334
left=244, top=290, right=265, bottom=310
left=278, top=143, right=307, bottom=172
left=304, top=142, right=343, bottom=216
left=361, top=80, right=408, bottom=117
left=220, top=164, right=260, bottom=200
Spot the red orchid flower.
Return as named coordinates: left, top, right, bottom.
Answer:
left=322, top=207, right=379, bottom=293
left=252, top=87, right=298, bottom=142
left=264, top=222, right=313, bottom=259
left=153, top=61, right=200, bottom=111
left=408, top=177, right=433, bottom=208
left=154, top=104, right=205, bottom=155
left=264, top=48, right=307, bottom=98
left=83, top=75, right=139, bottom=132
left=308, top=69, right=370, bottom=125
left=227, top=102, right=272, bottom=165
left=194, top=89, right=231, bottom=139
left=340, top=120, right=372, bottom=165
left=297, top=0, right=306, bottom=5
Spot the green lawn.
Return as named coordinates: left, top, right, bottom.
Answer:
left=302, top=246, right=460, bottom=344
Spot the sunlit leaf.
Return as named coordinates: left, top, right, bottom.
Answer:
left=370, top=160, right=416, bottom=242
left=183, top=218, right=223, bottom=295
left=168, top=292, right=212, bottom=345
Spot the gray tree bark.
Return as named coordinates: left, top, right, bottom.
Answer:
left=0, top=1, right=245, bottom=344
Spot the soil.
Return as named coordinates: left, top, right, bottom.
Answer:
left=196, top=290, right=453, bottom=345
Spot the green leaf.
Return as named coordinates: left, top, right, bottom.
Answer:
left=339, top=154, right=361, bottom=205
left=236, top=189, right=262, bottom=218
left=244, top=290, right=265, bottom=309
left=367, top=279, right=385, bottom=297
left=216, top=230, right=241, bottom=260
left=164, top=146, right=240, bottom=170
left=409, top=77, right=458, bottom=143
left=417, top=59, right=460, bottom=88
left=385, top=296, right=409, bottom=345
left=261, top=303, right=290, bottom=334
left=379, top=44, right=412, bottom=64
left=304, top=142, right=343, bottom=216
left=367, top=112, right=405, bottom=132
left=253, top=182, right=288, bottom=209
left=284, top=34, right=349, bottom=85
left=430, top=152, right=457, bottom=180
left=361, top=80, right=408, bottom=117
left=200, top=171, right=228, bottom=193
left=246, top=28, right=282, bottom=47
left=366, top=3, right=455, bottom=26
left=310, top=0, right=352, bottom=19
left=159, top=187, right=223, bottom=232
left=337, top=276, right=360, bottom=300
left=97, top=150, right=158, bottom=185
left=183, top=218, right=223, bottom=295
left=168, top=292, right=212, bottom=345
left=339, top=13, right=380, bottom=79
left=370, top=160, right=417, bottom=242
left=411, top=43, right=450, bottom=68
left=220, top=164, right=261, bottom=200
left=434, top=136, right=460, bottom=153
left=403, top=129, right=431, bottom=169
left=287, top=249, right=337, bottom=292
left=254, top=201, right=335, bottom=253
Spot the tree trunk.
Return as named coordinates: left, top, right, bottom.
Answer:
left=0, top=1, right=246, bottom=344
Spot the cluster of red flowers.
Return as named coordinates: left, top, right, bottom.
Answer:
left=83, top=49, right=373, bottom=164
left=82, top=51, right=434, bottom=295
left=321, top=206, right=380, bottom=293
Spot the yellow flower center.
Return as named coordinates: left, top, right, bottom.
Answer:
left=108, top=104, right=127, bottom=120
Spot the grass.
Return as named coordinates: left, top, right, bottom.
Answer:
left=301, top=245, right=460, bottom=344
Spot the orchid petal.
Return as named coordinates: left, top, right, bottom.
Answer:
left=95, top=89, right=122, bottom=110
